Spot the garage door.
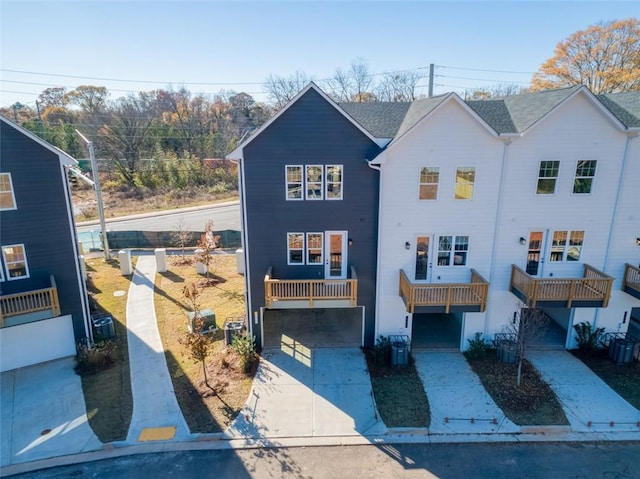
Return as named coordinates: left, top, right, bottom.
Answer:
left=263, top=308, right=363, bottom=349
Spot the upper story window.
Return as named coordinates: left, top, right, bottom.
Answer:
left=537, top=161, right=559, bottom=195
left=0, top=173, right=17, bottom=210
left=550, top=230, right=584, bottom=262
left=285, top=165, right=343, bottom=201
left=2, top=244, right=29, bottom=280
left=419, top=167, right=439, bottom=200
left=286, top=166, right=303, bottom=200
left=437, top=235, right=469, bottom=266
left=573, top=160, right=597, bottom=194
left=326, top=165, right=343, bottom=200
left=454, top=167, right=475, bottom=200
left=287, top=233, right=304, bottom=265
left=306, top=165, right=324, bottom=200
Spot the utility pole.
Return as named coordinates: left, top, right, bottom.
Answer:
left=428, top=63, right=435, bottom=97
left=76, top=130, right=111, bottom=260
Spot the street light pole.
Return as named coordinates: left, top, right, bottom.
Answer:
left=76, top=130, right=111, bottom=260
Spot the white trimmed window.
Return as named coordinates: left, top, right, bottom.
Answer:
left=537, top=161, right=559, bottom=194
left=419, top=167, right=439, bottom=200
left=0, top=173, right=17, bottom=210
left=550, top=230, right=584, bottom=262
left=2, top=244, right=29, bottom=280
left=454, top=167, right=475, bottom=200
left=305, top=165, right=324, bottom=200
left=573, top=160, right=597, bottom=194
left=326, top=165, right=343, bottom=200
left=437, top=235, right=469, bottom=266
left=306, top=233, right=323, bottom=264
left=287, top=233, right=304, bottom=265
left=286, top=166, right=303, bottom=200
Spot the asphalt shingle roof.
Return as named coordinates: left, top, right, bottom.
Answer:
left=339, top=102, right=411, bottom=138
left=598, top=92, right=640, bottom=128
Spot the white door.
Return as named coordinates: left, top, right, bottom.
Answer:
left=525, top=230, right=548, bottom=277
left=414, top=235, right=433, bottom=282
left=325, top=231, right=348, bottom=279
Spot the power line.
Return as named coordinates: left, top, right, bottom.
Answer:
left=436, top=65, right=536, bottom=75
left=436, top=74, right=531, bottom=85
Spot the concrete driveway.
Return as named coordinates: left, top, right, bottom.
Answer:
left=1, top=357, right=102, bottom=467
left=224, top=347, right=386, bottom=440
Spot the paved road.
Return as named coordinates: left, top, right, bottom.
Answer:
left=11, top=442, right=640, bottom=478
left=77, top=202, right=240, bottom=233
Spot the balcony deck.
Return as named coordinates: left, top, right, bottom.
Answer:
left=264, top=266, right=358, bottom=309
left=509, top=264, right=613, bottom=308
left=623, top=264, right=640, bottom=300
left=0, top=275, right=61, bottom=327
left=399, top=269, right=489, bottom=314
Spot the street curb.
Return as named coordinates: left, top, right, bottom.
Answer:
left=2, top=430, right=639, bottom=477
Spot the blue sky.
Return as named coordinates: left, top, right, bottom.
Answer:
left=1, top=1, right=638, bottom=107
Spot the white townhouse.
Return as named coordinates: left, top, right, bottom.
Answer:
left=371, top=86, right=640, bottom=351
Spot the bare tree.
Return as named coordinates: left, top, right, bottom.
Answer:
left=263, top=71, right=314, bottom=110
left=464, top=83, right=524, bottom=100
left=504, top=304, right=549, bottom=386
left=376, top=70, right=425, bottom=101
left=171, top=217, right=192, bottom=264
left=326, top=58, right=375, bottom=102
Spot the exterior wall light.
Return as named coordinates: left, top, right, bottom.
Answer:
left=636, top=237, right=640, bottom=246
left=405, top=241, right=411, bottom=250
left=348, top=238, right=353, bottom=247
left=519, top=237, right=527, bottom=246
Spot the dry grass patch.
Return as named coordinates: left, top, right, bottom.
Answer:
left=155, top=253, right=254, bottom=433
left=81, top=257, right=134, bottom=442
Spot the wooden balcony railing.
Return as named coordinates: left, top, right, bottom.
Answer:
left=0, top=275, right=61, bottom=327
left=623, top=263, right=640, bottom=300
left=264, top=266, right=358, bottom=308
left=399, top=269, right=489, bottom=314
left=509, top=264, right=613, bottom=308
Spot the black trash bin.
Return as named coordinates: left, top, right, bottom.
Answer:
left=224, top=321, right=244, bottom=346
left=390, top=335, right=410, bottom=366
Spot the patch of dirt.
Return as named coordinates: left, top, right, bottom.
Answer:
left=467, top=354, right=568, bottom=426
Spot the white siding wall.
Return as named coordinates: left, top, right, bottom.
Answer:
left=0, top=315, right=76, bottom=372
left=377, top=91, right=640, bottom=349
left=376, top=99, right=503, bottom=340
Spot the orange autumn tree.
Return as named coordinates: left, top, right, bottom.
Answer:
left=531, top=18, right=640, bottom=94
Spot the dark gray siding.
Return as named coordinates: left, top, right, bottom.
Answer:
left=243, top=88, right=381, bottom=347
left=0, top=122, right=86, bottom=342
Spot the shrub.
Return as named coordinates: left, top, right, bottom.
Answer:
left=231, top=333, right=257, bottom=374
left=75, top=340, right=116, bottom=376
left=573, top=321, right=605, bottom=354
left=464, top=332, right=489, bottom=360
left=372, top=335, right=392, bottom=367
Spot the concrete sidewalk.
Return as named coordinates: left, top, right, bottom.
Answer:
left=1, top=358, right=102, bottom=467
left=125, top=255, right=191, bottom=444
left=413, top=351, right=521, bottom=434
left=528, top=350, right=640, bottom=432
left=225, top=347, right=386, bottom=440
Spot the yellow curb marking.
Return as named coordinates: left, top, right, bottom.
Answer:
left=138, top=426, right=176, bottom=442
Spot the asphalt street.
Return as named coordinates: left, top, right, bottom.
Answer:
left=9, top=442, right=640, bottom=479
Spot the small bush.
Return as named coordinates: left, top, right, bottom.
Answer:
left=371, top=335, right=392, bottom=367
left=464, top=332, right=489, bottom=360
left=573, top=321, right=605, bottom=354
left=231, top=333, right=257, bottom=374
left=75, top=340, right=116, bottom=376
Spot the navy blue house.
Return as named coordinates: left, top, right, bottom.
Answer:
left=0, top=116, right=91, bottom=371
left=228, top=84, right=406, bottom=349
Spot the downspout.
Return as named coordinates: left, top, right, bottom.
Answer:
left=230, top=155, right=253, bottom=342
left=488, top=138, right=512, bottom=335
left=367, top=157, right=383, bottom=342
left=595, top=131, right=638, bottom=329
